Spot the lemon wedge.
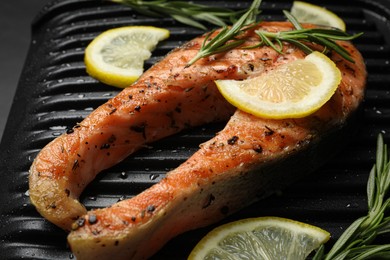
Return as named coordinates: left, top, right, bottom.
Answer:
left=189, top=216, right=330, bottom=260
left=85, top=26, right=170, bottom=88
left=215, top=51, right=341, bottom=119
left=291, top=1, right=346, bottom=31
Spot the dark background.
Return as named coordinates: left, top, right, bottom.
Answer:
left=0, top=0, right=49, bottom=140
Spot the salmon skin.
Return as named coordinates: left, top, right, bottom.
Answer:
left=28, top=22, right=366, bottom=259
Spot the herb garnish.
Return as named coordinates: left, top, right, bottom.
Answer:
left=185, top=1, right=362, bottom=66
left=185, top=0, right=262, bottom=67
left=111, top=0, right=362, bottom=66
left=255, top=11, right=363, bottom=63
left=313, top=134, right=390, bottom=260
left=110, top=0, right=242, bottom=30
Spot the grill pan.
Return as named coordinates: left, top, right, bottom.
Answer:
left=1, top=0, right=390, bottom=259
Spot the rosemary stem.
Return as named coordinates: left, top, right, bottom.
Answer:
left=186, top=0, right=262, bottom=67
left=317, top=134, right=390, bottom=260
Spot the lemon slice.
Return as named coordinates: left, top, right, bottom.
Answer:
left=188, top=217, right=330, bottom=260
left=291, top=1, right=346, bottom=31
left=85, top=26, right=170, bottom=88
left=215, top=51, right=341, bottom=119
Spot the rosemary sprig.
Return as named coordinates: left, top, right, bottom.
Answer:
left=112, top=0, right=362, bottom=66
left=110, top=0, right=242, bottom=30
left=185, top=0, right=262, bottom=67
left=255, top=10, right=363, bottom=63
left=313, top=134, right=390, bottom=260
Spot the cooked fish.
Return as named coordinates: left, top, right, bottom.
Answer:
left=29, top=22, right=366, bottom=259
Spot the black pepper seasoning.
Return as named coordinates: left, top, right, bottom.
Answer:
left=147, top=205, right=156, bottom=213
left=130, top=124, right=146, bottom=139
left=227, top=136, right=239, bottom=145
left=100, top=143, right=110, bottom=149
left=108, top=134, right=116, bottom=143
left=265, top=126, right=274, bottom=136
left=88, top=214, right=97, bottom=225
left=109, top=108, right=117, bottom=115
left=77, top=217, right=86, bottom=227
left=202, top=194, right=215, bottom=209
left=72, top=160, right=79, bottom=171
left=253, top=144, right=263, bottom=153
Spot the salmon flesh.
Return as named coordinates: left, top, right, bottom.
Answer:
left=28, top=22, right=367, bottom=259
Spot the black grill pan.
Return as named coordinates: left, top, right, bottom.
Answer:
left=1, top=0, right=390, bottom=259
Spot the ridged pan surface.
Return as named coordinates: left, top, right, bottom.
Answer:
left=0, top=0, right=390, bottom=259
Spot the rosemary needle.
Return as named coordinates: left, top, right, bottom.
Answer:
left=110, top=0, right=242, bottom=30
left=112, top=0, right=362, bottom=65
left=185, top=1, right=362, bottom=66
left=186, top=0, right=262, bottom=67
left=313, top=134, right=390, bottom=260
left=255, top=11, right=363, bottom=63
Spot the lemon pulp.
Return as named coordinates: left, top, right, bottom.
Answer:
left=85, top=26, right=170, bottom=88
left=291, top=1, right=346, bottom=31
left=215, top=51, right=341, bottom=119
left=189, top=216, right=330, bottom=260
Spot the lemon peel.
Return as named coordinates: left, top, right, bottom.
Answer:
left=215, top=51, right=341, bottom=119
left=85, top=26, right=170, bottom=88
left=291, top=1, right=346, bottom=31
left=189, top=216, right=330, bottom=260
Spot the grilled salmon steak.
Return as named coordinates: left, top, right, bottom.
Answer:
left=29, top=22, right=366, bottom=259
